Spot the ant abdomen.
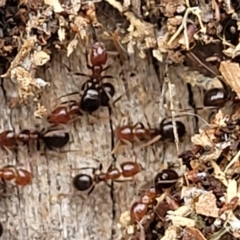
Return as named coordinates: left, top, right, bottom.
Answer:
left=100, top=83, right=115, bottom=106
left=73, top=173, right=93, bottom=191
left=160, top=120, right=186, bottom=141
left=120, top=162, right=143, bottom=177
left=41, top=129, right=69, bottom=149
left=203, top=88, right=228, bottom=107
left=80, top=87, right=101, bottom=113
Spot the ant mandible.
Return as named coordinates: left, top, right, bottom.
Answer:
left=112, top=117, right=186, bottom=153
left=0, top=127, right=69, bottom=152
left=0, top=165, right=32, bottom=186
left=72, top=160, right=143, bottom=194
left=58, top=41, right=115, bottom=119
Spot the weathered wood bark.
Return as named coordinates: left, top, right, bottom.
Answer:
left=0, top=39, right=208, bottom=239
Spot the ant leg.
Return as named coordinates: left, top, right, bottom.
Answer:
left=87, top=185, right=95, bottom=195
left=102, top=65, right=111, bottom=72
left=136, top=135, right=162, bottom=150
left=2, top=146, right=14, bottom=160
left=113, top=179, right=133, bottom=183
left=88, top=114, right=109, bottom=125
left=62, top=62, right=90, bottom=78
left=132, top=122, right=146, bottom=129
left=111, top=140, right=121, bottom=154
left=111, top=139, right=134, bottom=154
left=112, top=84, right=139, bottom=108
left=100, top=75, right=115, bottom=81
left=56, top=92, right=80, bottom=101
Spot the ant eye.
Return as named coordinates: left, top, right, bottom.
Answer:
left=154, top=169, right=178, bottom=192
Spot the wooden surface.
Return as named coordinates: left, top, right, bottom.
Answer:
left=0, top=41, right=209, bottom=240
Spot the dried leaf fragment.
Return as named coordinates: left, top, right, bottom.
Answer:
left=34, top=104, right=48, bottom=118
left=161, top=225, right=180, bottom=240
left=219, top=61, right=240, bottom=98
left=44, top=0, right=64, bottom=13
left=33, top=51, right=50, bottom=66
left=182, top=227, right=207, bottom=240
left=166, top=215, right=195, bottom=227
left=67, top=38, right=78, bottom=57
left=195, top=192, right=219, bottom=218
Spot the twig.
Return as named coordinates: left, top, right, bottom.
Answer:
left=167, top=7, right=206, bottom=48
left=105, top=0, right=154, bottom=35
left=165, top=66, right=180, bottom=155
left=224, top=149, right=240, bottom=173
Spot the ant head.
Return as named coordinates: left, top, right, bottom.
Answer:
left=73, top=173, right=93, bottom=191
left=100, top=83, right=115, bottom=106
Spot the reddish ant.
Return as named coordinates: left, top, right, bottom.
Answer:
left=112, top=117, right=186, bottom=153
left=0, top=127, right=69, bottom=152
left=72, top=160, right=143, bottom=194
left=130, top=169, right=179, bottom=223
left=0, top=165, right=32, bottom=186
left=58, top=41, right=115, bottom=117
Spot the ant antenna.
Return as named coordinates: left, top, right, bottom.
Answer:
left=172, top=112, right=211, bottom=127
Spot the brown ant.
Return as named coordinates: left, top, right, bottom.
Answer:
left=0, top=127, right=69, bottom=152
left=0, top=165, right=32, bottom=186
left=112, top=117, right=186, bottom=153
left=130, top=169, right=179, bottom=223
left=72, top=160, right=143, bottom=194
left=61, top=41, right=116, bottom=115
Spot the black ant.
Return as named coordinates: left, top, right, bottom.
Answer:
left=56, top=41, right=115, bottom=120
left=0, top=127, right=69, bottom=152
left=112, top=117, right=186, bottom=153
left=72, top=160, right=143, bottom=194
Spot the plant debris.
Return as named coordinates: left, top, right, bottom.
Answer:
left=2, top=0, right=240, bottom=239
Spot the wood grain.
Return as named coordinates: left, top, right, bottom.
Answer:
left=0, top=41, right=209, bottom=240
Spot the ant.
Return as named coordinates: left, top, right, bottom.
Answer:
left=112, top=117, right=186, bottom=153
left=0, top=165, right=32, bottom=186
left=59, top=41, right=116, bottom=117
left=0, top=127, right=69, bottom=152
left=203, top=77, right=240, bottom=108
left=130, top=169, right=179, bottom=223
left=72, top=160, right=143, bottom=194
